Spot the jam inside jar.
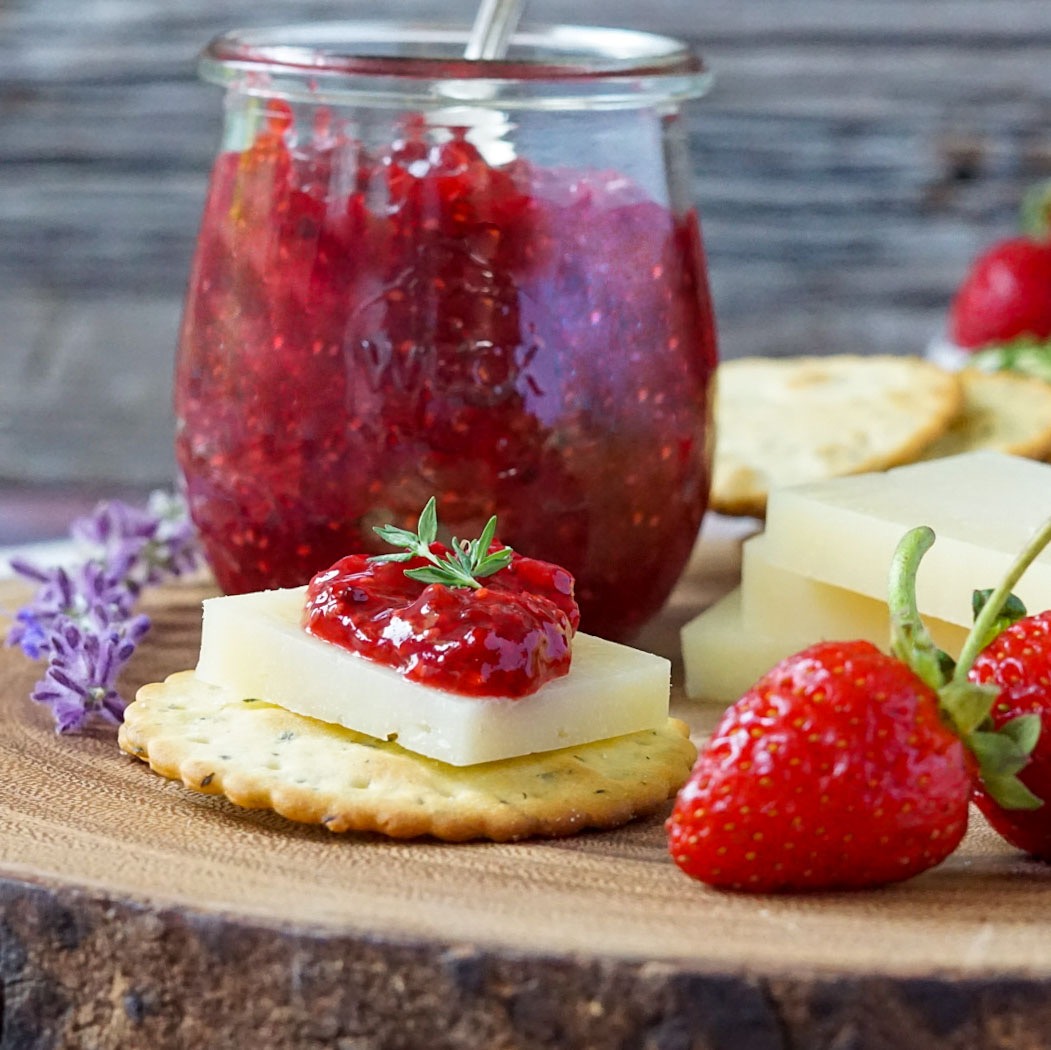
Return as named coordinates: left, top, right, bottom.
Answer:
left=175, top=22, right=719, bottom=640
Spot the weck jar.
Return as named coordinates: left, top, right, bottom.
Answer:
left=174, top=21, right=718, bottom=640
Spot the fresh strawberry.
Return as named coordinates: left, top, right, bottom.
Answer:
left=948, top=237, right=1051, bottom=349
left=968, top=609, right=1051, bottom=858
left=668, top=524, right=1047, bottom=893
left=948, top=181, right=1051, bottom=350
left=667, top=639, right=972, bottom=892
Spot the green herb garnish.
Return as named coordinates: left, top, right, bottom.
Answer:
left=970, top=335, right=1051, bottom=381
left=370, top=497, right=513, bottom=590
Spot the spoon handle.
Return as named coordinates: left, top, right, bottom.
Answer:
left=464, top=0, right=525, bottom=60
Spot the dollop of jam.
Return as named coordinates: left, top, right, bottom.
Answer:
left=302, top=547, right=580, bottom=698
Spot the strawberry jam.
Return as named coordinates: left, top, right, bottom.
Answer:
left=175, top=104, right=717, bottom=640
left=303, top=549, right=580, bottom=698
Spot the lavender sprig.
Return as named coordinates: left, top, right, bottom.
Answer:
left=34, top=616, right=151, bottom=733
left=5, top=491, right=202, bottom=733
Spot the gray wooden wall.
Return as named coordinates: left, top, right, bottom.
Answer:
left=4, top=0, right=1051, bottom=489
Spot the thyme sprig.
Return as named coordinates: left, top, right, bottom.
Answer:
left=370, top=497, right=513, bottom=590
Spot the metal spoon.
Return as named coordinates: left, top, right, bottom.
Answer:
left=464, top=0, right=525, bottom=60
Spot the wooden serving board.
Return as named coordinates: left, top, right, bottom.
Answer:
left=4, top=522, right=1051, bottom=1050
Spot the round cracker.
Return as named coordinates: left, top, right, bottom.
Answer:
left=917, top=368, right=1051, bottom=461
left=711, top=355, right=963, bottom=518
left=118, top=671, right=697, bottom=842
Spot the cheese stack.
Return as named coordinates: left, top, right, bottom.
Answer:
left=683, top=450, right=1051, bottom=703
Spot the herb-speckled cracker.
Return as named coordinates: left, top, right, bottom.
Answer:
left=118, top=671, right=697, bottom=842
left=712, top=355, right=963, bottom=518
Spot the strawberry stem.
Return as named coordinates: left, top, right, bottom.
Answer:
left=952, top=517, right=1051, bottom=683
left=888, top=526, right=946, bottom=691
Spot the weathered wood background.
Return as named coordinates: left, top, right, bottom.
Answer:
left=3, top=0, right=1051, bottom=489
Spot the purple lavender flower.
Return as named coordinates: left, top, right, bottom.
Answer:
left=7, top=609, right=48, bottom=661
left=5, top=560, right=136, bottom=659
left=70, top=490, right=201, bottom=592
left=32, top=615, right=151, bottom=733
left=6, top=491, right=203, bottom=733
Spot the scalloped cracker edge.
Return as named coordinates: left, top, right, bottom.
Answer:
left=118, top=670, right=697, bottom=842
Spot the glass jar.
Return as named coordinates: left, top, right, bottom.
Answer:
left=175, top=21, right=718, bottom=640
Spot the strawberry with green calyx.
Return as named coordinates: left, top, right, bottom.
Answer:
left=964, top=529, right=1051, bottom=857
left=667, top=523, right=1047, bottom=893
left=888, top=524, right=1045, bottom=813
left=949, top=180, right=1051, bottom=366
left=666, top=637, right=972, bottom=892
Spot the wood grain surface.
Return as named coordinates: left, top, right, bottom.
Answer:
left=4, top=0, right=1051, bottom=491
left=4, top=525, right=1051, bottom=1049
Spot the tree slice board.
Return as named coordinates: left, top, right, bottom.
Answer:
left=3, top=525, right=1051, bottom=1049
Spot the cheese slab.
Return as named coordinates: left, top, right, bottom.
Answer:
left=740, top=534, right=969, bottom=655
left=761, top=451, right=1051, bottom=625
left=195, top=587, right=670, bottom=767
left=681, top=588, right=795, bottom=703
left=682, top=451, right=1045, bottom=703
left=681, top=574, right=968, bottom=706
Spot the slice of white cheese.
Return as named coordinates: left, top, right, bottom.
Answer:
left=681, top=563, right=969, bottom=705
left=681, top=546, right=966, bottom=702
left=740, top=533, right=969, bottom=655
left=194, top=587, right=670, bottom=767
left=762, top=450, right=1051, bottom=624
left=682, top=450, right=1050, bottom=704
left=681, top=587, right=796, bottom=704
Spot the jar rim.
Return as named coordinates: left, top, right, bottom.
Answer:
left=199, top=21, right=712, bottom=109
